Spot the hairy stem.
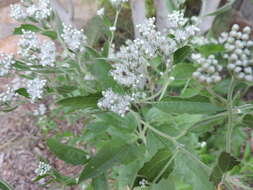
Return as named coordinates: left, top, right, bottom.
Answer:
left=226, top=76, right=235, bottom=153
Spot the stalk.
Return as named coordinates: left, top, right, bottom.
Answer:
left=226, top=76, right=235, bottom=153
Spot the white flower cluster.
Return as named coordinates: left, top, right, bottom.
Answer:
left=27, top=78, right=47, bottom=102
left=0, top=78, right=26, bottom=103
left=10, top=0, right=52, bottom=21
left=110, top=0, right=128, bottom=7
left=191, top=36, right=218, bottom=46
left=35, top=161, right=51, bottom=176
left=61, top=24, right=87, bottom=52
left=18, top=31, right=56, bottom=67
left=111, top=18, right=178, bottom=89
left=39, top=40, right=56, bottom=67
left=111, top=12, right=199, bottom=90
left=111, top=39, right=148, bottom=89
left=0, top=53, right=15, bottom=76
left=0, top=86, right=17, bottom=103
left=137, top=18, right=177, bottom=56
left=34, top=104, right=47, bottom=116
left=166, top=11, right=200, bottom=43
left=219, top=24, right=253, bottom=82
left=192, top=54, right=222, bottom=84
left=97, top=89, right=133, bottom=117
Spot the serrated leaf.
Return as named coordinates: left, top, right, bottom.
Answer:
left=92, top=173, right=109, bottom=190
left=78, top=140, right=142, bottom=182
left=209, top=152, right=240, bottom=186
left=155, top=100, right=224, bottom=114
left=174, top=46, right=192, bottom=63
left=47, top=138, right=89, bottom=165
left=57, top=94, right=101, bottom=111
left=0, top=179, right=13, bottom=190
left=13, top=24, right=41, bottom=34
left=134, top=149, right=174, bottom=186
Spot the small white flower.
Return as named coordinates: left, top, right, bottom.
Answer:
left=139, top=178, right=148, bottom=188
left=26, top=78, right=47, bottom=102
left=192, top=54, right=222, bottom=84
left=109, top=26, right=116, bottom=32
left=26, top=0, right=52, bottom=21
left=221, top=24, right=253, bottom=81
left=35, top=161, right=51, bottom=176
left=0, top=53, right=15, bottom=76
left=110, top=0, right=128, bottom=7
left=97, top=8, right=104, bottom=16
left=10, top=4, right=27, bottom=20
left=61, top=24, right=87, bottom=52
left=34, top=104, right=47, bottom=116
left=98, top=89, right=132, bottom=117
left=0, top=86, right=17, bottom=103
left=39, top=40, right=56, bottom=67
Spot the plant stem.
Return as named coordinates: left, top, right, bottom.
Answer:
left=226, top=76, right=235, bottom=153
left=206, top=86, right=227, bottom=104
left=109, top=9, right=120, bottom=48
left=141, top=121, right=211, bottom=173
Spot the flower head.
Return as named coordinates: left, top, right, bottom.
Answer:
left=18, top=31, right=56, bottom=67
left=10, top=0, right=52, bottom=21
left=220, top=24, right=253, bottom=82
left=61, top=24, right=87, bottom=52
left=97, top=89, right=133, bottom=117
left=0, top=53, right=15, bottom=76
left=26, top=78, right=47, bottom=102
left=192, top=54, right=222, bottom=84
left=35, top=161, right=51, bottom=176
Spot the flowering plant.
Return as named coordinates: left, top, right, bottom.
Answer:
left=1, top=0, right=253, bottom=189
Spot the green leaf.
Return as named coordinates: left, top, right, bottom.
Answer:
left=0, top=179, right=13, bottom=190
left=15, top=88, right=30, bottom=98
left=92, top=173, right=109, bottom=190
left=116, top=160, right=144, bottom=189
left=13, top=24, right=41, bottom=34
left=52, top=170, right=77, bottom=186
left=78, top=140, right=141, bottom=182
left=180, top=87, right=200, bottom=98
left=57, top=94, right=101, bottom=111
left=0, top=105, right=18, bottom=112
left=55, top=85, right=77, bottom=94
left=135, top=148, right=174, bottom=185
left=155, top=100, right=224, bottom=114
left=170, top=63, right=195, bottom=86
left=197, top=44, right=225, bottom=56
left=209, top=152, right=240, bottom=186
left=47, top=138, right=89, bottom=165
left=175, top=152, right=214, bottom=190
left=150, top=178, right=175, bottom=190
left=174, top=46, right=192, bottom=64
left=88, top=60, right=122, bottom=92
left=41, top=31, right=57, bottom=40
